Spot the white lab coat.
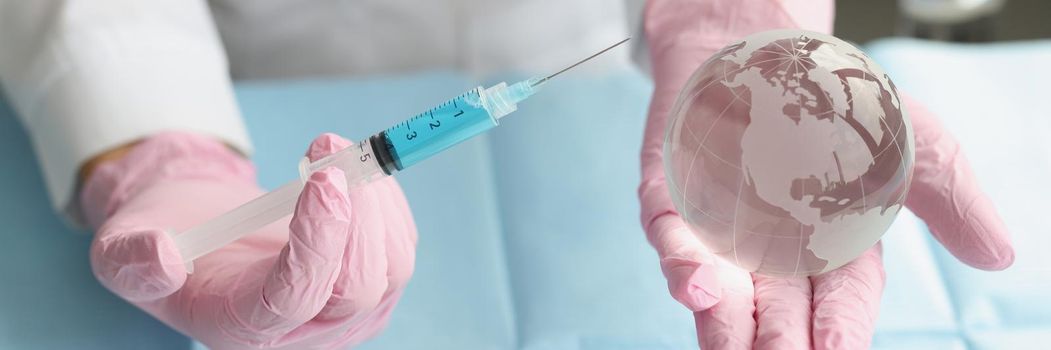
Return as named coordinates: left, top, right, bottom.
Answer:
left=0, top=0, right=633, bottom=223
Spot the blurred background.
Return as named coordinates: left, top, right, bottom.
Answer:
left=0, top=1, right=1047, bottom=349
left=623, top=0, right=1051, bottom=44
left=835, top=0, right=1051, bottom=43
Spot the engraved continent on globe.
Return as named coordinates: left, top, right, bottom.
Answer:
left=664, top=30, right=914, bottom=277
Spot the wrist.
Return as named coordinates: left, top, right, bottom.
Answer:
left=79, top=142, right=140, bottom=184
left=80, top=131, right=256, bottom=229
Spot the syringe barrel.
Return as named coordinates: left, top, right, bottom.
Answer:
left=173, top=137, right=389, bottom=263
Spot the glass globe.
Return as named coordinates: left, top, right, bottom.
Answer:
left=663, top=30, right=914, bottom=277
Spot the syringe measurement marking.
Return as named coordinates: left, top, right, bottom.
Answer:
left=358, top=140, right=372, bottom=162
left=387, top=88, right=482, bottom=145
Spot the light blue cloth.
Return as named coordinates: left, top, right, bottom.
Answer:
left=1, top=39, right=1048, bottom=349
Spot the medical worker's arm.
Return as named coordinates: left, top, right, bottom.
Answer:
left=0, top=2, right=416, bottom=348
left=0, top=0, right=251, bottom=221
left=638, top=0, right=1014, bottom=349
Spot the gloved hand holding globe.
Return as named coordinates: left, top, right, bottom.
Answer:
left=638, top=1, right=1015, bottom=348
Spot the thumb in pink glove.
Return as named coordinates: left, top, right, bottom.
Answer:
left=639, top=0, right=1013, bottom=349
left=83, top=132, right=417, bottom=349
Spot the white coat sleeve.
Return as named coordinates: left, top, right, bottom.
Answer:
left=0, top=0, right=253, bottom=225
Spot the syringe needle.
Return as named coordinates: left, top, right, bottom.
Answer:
left=531, top=37, right=631, bottom=87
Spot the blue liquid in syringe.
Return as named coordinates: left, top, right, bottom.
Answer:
left=382, top=89, right=497, bottom=170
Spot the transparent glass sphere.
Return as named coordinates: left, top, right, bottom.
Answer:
left=663, top=30, right=914, bottom=277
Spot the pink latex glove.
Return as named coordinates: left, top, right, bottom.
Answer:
left=638, top=0, right=1015, bottom=348
left=82, top=132, right=417, bottom=349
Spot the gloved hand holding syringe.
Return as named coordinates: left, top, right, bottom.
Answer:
left=173, top=38, right=631, bottom=266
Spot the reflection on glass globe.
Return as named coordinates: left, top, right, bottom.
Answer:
left=663, top=30, right=914, bottom=277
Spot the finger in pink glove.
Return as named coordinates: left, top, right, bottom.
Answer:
left=903, top=95, right=1014, bottom=270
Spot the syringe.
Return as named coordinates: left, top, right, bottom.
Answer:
left=173, top=38, right=630, bottom=265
